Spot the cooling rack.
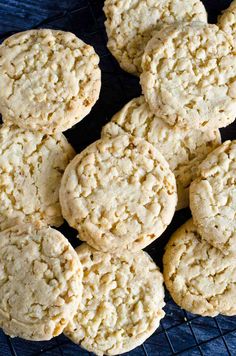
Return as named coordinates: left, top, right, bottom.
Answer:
left=0, top=0, right=236, bottom=355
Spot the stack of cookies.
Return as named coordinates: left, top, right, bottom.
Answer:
left=0, top=0, right=236, bottom=354
left=0, top=28, right=113, bottom=348
left=0, top=28, right=103, bottom=345
left=0, top=25, right=167, bottom=356
left=103, top=0, right=236, bottom=210
left=103, top=0, right=236, bottom=323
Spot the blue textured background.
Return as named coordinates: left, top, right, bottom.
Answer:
left=0, top=1, right=236, bottom=355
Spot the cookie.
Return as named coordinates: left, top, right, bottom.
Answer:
left=102, top=96, right=221, bottom=210
left=104, top=0, right=207, bottom=75
left=64, top=244, right=165, bottom=355
left=190, top=140, right=236, bottom=254
left=0, top=29, right=101, bottom=133
left=141, top=23, right=236, bottom=130
left=0, top=224, right=83, bottom=340
left=218, top=0, right=236, bottom=47
left=163, top=219, right=236, bottom=317
left=60, top=135, right=177, bottom=252
left=0, top=125, right=75, bottom=230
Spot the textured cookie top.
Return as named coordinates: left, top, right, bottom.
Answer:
left=0, top=125, right=75, bottom=229
left=102, top=96, right=221, bottom=210
left=0, top=29, right=101, bottom=133
left=65, top=244, right=165, bottom=355
left=0, top=224, right=83, bottom=340
left=218, top=0, right=236, bottom=47
left=60, top=135, right=177, bottom=252
left=104, top=0, right=207, bottom=75
left=141, top=23, right=236, bottom=130
left=163, top=219, right=236, bottom=317
left=190, top=140, right=236, bottom=254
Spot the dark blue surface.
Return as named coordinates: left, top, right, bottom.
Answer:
left=0, top=1, right=236, bottom=355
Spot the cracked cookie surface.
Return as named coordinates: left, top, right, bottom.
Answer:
left=102, top=96, right=221, bottom=210
left=60, top=135, right=177, bottom=252
left=190, top=140, right=236, bottom=254
left=0, top=224, right=83, bottom=340
left=141, top=23, right=236, bottom=130
left=104, top=0, right=207, bottom=75
left=0, top=125, right=75, bottom=229
left=64, top=244, right=165, bottom=355
left=0, top=29, right=101, bottom=133
left=163, top=219, right=236, bottom=316
left=218, top=0, right=236, bottom=48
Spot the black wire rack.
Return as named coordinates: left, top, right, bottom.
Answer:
left=0, top=0, right=236, bottom=355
